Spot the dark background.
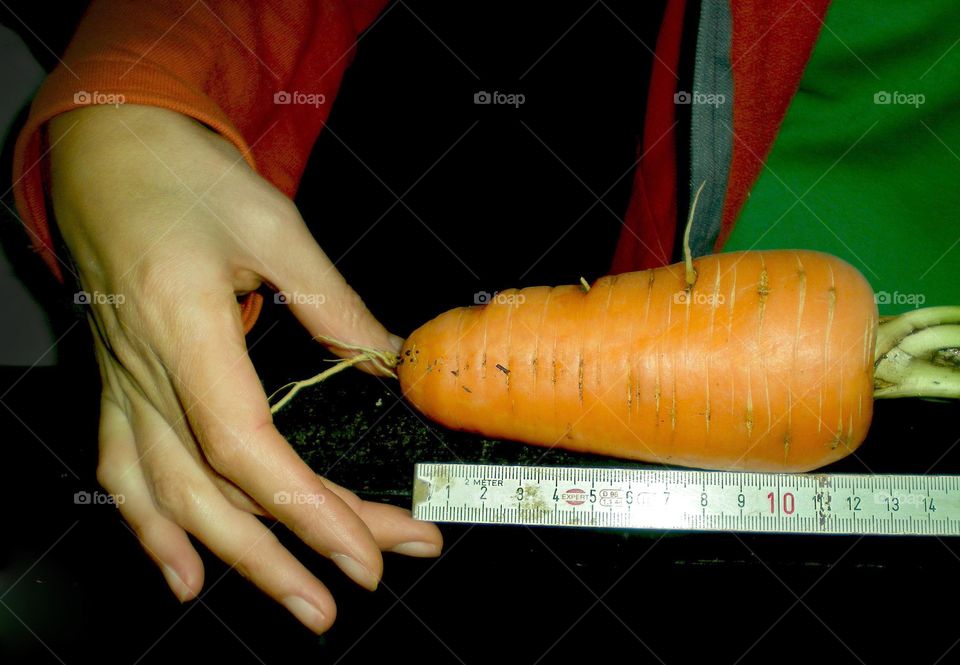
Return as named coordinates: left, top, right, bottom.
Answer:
left=297, top=0, right=665, bottom=334
left=2, top=1, right=960, bottom=663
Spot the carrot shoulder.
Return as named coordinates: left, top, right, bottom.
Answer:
left=397, top=250, right=878, bottom=472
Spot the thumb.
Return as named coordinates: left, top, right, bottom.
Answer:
left=269, top=233, right=403, bottom=376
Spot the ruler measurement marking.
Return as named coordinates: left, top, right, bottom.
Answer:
left=413, top=464, right=960, bottom=535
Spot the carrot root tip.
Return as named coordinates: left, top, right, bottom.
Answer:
left=268, top=334, right=400, bottom=414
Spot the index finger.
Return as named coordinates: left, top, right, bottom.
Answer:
left=161, top=288, right=386, bottom=590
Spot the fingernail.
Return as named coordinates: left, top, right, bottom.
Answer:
left=283, top=595, right=326, bottom=633
left=162, top=564, right=192, bottom=602
left=388, top=333, right=405, bottom=353
left=332, top=553, right=379, bottom=591
left=390, top=541, right=441, bottom=557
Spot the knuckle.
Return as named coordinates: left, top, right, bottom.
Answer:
left=95, top=457, right=118, bottom=492
left=199, top=417, right=273, bottom=477
left=258, top=190, right=301, bottom=231
left=340, top=291, right=365, bottom=321
left=201, top=437, right=243, bottom=476
left=338, top=290, right=374, bottom=331
left=233, top=187, right=299, bottom=242
left=233, top=190, right=331, bottom=293
left=148, top=467, right=202, bottom=523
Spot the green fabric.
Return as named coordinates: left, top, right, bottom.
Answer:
left=722, top=0, right=959, bottom=315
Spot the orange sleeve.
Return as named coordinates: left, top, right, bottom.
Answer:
left=12, top=0, right=389, bottom=333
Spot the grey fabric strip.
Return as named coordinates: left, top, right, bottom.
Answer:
left=688, top=0, right=734, bottom=256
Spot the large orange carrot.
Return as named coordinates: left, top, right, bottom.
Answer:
left=397, top=250, right=878, bottom=472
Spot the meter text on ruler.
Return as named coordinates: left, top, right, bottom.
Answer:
left=412, top=463, right=960, bottom=536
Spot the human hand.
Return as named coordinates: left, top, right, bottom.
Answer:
left=49, top=103, right=442, bottom=632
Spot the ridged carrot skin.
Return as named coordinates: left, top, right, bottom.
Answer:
left=398, top=250, right=879, bottom=472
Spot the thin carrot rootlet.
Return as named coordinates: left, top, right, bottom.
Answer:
left=270, top=189, right=960, bottom=472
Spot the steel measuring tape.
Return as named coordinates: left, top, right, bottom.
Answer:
left=412, top=463, right=960, bottom=535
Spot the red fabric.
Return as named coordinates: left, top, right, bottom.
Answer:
left=609, top=0, right=686, bottom=274
left=714, top=0, right=831, bottom=251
